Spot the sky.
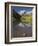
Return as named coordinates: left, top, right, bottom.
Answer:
left=11, top=6, right=33, bottom=15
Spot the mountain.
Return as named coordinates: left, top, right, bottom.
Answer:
left=13, top=9, right=32, bottom=18
left=18, top=10, right=32, bottom=16
left=24, top=11, right=32, bottom=15
left=18, top=10, right=26, bottom=15
left=13, top=9, right=21, bottom=20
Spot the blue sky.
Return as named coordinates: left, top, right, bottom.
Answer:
left=11, top=6, right=33, bottom=15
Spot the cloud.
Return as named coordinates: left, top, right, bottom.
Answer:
left=18, top=10, right=32, bottom=15
left=18, top=10, right=26, bottom=15
left=26, top=11, right=32, bottom=14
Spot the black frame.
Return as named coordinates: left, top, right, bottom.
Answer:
left=5, top=2, right=37, bottom=44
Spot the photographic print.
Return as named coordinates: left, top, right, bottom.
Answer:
left=11, top=6, right=32, bottom=38
left=5, top=2, right=37, bottom=44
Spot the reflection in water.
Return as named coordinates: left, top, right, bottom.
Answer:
left=11, top=22, right=32, bottom=38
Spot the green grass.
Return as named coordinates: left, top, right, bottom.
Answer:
left=21, top=15, right=32, bottom=24
left=13, top=14, right=32, bottom=25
